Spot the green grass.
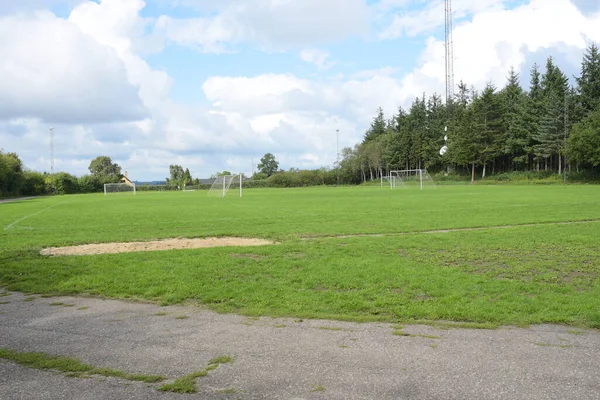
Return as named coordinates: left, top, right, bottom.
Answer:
left=0, top=348, right=164, bottom=383
left=158, top=355, right=234, bottom=393
left=1, top=186, right=600, bottom=328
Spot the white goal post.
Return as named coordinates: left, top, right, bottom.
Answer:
left=388, top=169, right=436, bottom=190
left=207, top=174, right=242, bottom=198
left=104, top=182, right=136, bottom=195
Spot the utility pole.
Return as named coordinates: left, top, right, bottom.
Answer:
left=50, top=127, right=55, bottom=191
left=564, top=91, right=568, bottom=184
left=336, top=129, right=340, bottom=186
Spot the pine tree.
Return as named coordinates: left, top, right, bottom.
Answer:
left=450, top=98, right=479, bottom=182
left=535, top=57, right=569, bottom=172
left=500, top=67, right=529, bottom=169
left=394, top=107, right=412, bottom=170
left=472, top=83, right=503, bottom=178
left=364, top=107, right=387, bottom=142
left=576, top=43, right=600, bottom=117
left=407, top=96, right=428, bottom=169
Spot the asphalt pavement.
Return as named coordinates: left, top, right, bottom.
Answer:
left=1, top=291, right=599, bottom=399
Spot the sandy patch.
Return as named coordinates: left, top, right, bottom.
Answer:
left=40, top=237, right=276, bottom=256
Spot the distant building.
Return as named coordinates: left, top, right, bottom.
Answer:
left=120, top=171, right=134, bottom=186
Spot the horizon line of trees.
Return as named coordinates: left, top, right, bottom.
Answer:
left=338, top=44, right=600, bottom=183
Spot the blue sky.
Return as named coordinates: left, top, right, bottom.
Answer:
left=0, top=0, right=599, bottom=180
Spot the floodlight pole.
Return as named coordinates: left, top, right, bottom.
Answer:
left=336, top=129, right=340, bottom=186
left=564, top=91, right=568, bottom=185
left=50, top=127, right=55, bottom=191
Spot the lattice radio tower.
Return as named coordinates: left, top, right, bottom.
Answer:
left=444, top=0, right=455, bottom=108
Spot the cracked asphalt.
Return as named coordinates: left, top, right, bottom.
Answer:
left=1, top=291, right=599, bottom=399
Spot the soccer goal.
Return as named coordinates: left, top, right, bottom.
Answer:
left=104, top=183, right=136, bottom=195
left=388, top=169, right=436, bottom=190
left=207, top=174, right=242, bottom=198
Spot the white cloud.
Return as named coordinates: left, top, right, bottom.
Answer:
left=299, top=48, right=333, bottom=69
left=396, top=0, right=600, bottom=100
left=0, top=11, right=145, bottom=123
left=156, top=0, right=370, bottom=52
left=68, top=0, right=172, bottom=109
left=379, top=0, right=504, bottom=39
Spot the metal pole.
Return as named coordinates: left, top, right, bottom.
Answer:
left=50, top=127, right=54, bottom=191
left=336, top=129, right=340, bottom=186
left=564, top=91, right=568, bottom=184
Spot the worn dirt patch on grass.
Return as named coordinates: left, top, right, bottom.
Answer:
left=40, top=237, right=276, bottom=256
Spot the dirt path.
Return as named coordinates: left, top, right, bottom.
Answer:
left=1, top=291, right=598, bottom=399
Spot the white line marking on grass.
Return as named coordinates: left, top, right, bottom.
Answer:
left=308, top=219, right=600, bottom=240
left=3, top=202, right=66, bottom=231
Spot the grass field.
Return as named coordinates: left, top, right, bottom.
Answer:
left=1, top=185, right=600, bottom=328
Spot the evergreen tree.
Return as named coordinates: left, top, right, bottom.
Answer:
left=500, top=67, right=529, bottom=169
left=472, top=83, right=503, bottom=178
left=364, top=107, right=387, bottom=142
left=535, top=57, right=569, bottom=172
left=524, top=63, right=544, bottom=169
left=425, top=93, right=446, bottom=171
left=450, top=99, right=479, bottom=182
left=394, top=107, right=412, bottom=170
left=575, top=43, right=600, bottom=120
left=408, top=95, right=428, bottom=169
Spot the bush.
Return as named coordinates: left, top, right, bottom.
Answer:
left=78, top=175, right=102, bottom=193
left=49, top=172, right=80, bottom=194
left=21, top=170, right=47, bottom=196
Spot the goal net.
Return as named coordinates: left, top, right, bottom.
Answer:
left=388, top=169, right=436, bottom=190
left=207, top=174, right=242, bottom=198
left=104, top=183, right=136, bottom=195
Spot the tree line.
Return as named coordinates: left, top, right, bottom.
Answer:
left=338, top=44, right=600, bottom=183
left=0, top=154, right=124, bottom=197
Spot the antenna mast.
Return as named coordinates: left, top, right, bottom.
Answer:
left=444, top=0, right=455, bottom=107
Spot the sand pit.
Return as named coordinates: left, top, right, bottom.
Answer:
left=40, top=237, right=276, bottom=256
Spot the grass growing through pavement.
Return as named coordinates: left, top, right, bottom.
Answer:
left=158, top=356, right=234, bottom=393
left=1, top=186, right=600, bottom=328
left=0, top=348, right=164, bottom=383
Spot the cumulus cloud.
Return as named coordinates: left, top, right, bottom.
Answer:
left=68, top=0, right=172, bottom=109
left=0, top=11, right=145, bottom=124
left=393, top=0, right=600, bottom=99
left=156, top=0, right=370, bottom=52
